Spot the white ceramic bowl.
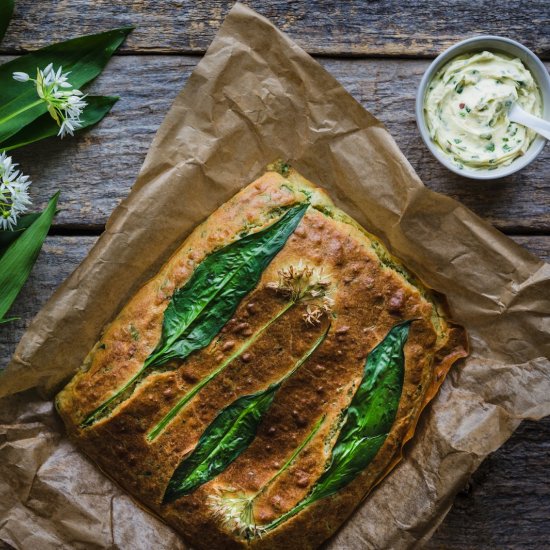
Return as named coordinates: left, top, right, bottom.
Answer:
left=416, top=36, right=550, bottom=180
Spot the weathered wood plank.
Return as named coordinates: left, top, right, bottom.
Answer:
left=2, top=56, right=549, bottom=232
left=1, top=1, right=549, bottom=58
left=0, top=234, right=548, bottom=547
left=0, top=237, right=97, bottom=368
left=428, top=415, right=550, bottom=549
left=512, top=236, right=550, bottom=261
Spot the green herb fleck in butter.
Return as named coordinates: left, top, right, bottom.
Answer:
left=424, top=51, right=542, bottom=170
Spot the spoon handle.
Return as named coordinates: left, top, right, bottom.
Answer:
left=509, top=105, right=550, bottom=140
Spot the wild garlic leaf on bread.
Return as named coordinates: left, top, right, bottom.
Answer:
left=80, top=202, right=308, bottom=428
left=149, top=202, right=309, bottom=368
left=264, top=321, right=410, bottom=533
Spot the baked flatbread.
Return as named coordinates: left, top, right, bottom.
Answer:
left=56, top=164, right=467, bottom=549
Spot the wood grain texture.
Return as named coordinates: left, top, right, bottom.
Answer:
left=0, top=234, right=548, bottom=548
left=427, top=416, right=550, bottom=549
left=2, top=56, right=548, bottom=232
left=1, top=0, right=549, bottom=58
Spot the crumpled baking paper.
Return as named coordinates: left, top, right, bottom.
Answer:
left=1, top=3, right=549, bottom=548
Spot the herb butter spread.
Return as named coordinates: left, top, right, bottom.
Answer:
left=424, top=51, right=542, bottom=170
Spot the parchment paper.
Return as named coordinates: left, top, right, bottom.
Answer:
left=1, top=3, right=549, bottom=548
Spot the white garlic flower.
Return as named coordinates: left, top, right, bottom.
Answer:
left=0, top=152, right=32, bottom=230
left=12, top=71, right=30, bottom=82
left=208, top=490, right=266, bottom=540
left=266, top=262, right=334, bottom=325
left=12, top=64, right=87, bottom=138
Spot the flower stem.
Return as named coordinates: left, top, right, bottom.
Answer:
left=80, top=366, right=146, bottom=427
left=210, top=414, right=326, bottom=541
left=146, top=300, right=296, bottom=442
left=262, top=496, right=313, bottom=532
left=81, top=297, right=299, bottom=431
left=254, top=414, right=324, bottom=502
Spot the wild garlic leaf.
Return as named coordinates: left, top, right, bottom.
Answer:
left=0, top=192, right=59, bottom=322
left=0, top=27, right=132, bottom=144
left=163, top=325, right=329, bottom=503
left=305, top=320, right=410, bottom=500
left=0, top=212, right=41, bottom=255
left=163, top=386, right=278, bottom=503
left=80, top=203, right=308, bottom=428
left=147, top=202, right=309, bottom=368
left=0, top=0, right=14, bottom=43
left=0, top=95, right=118, bottom=152
left=265, top=321, right=410, bottom=532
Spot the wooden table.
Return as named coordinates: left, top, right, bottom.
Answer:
left=1, top=2, right=548, bottom=547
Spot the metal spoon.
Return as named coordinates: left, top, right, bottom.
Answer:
left=508, top=103, right=550, bottom=140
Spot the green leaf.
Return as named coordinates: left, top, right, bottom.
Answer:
left=0, top=95, right=118, bottom=152
left=0, top=27, right=132, bottom=145
left=265, top=321, right=410, bottom=532
left=80, top=203, right=309, bottom=428
left=163, top=325, right=329, bottom=503
left=150, top=203, right=309, bottom=367
left=0, top=192, right=59, bottom=322
left=0, top=212, right=41, bottom=254
left=0, top=0, right=14, bottom=43
left=164, top=386, right=278, bottom=503
left=309, top=321, right=409, bottom=500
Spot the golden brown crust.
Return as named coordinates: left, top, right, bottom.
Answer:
left=56, top=166, right=468, bottom=550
